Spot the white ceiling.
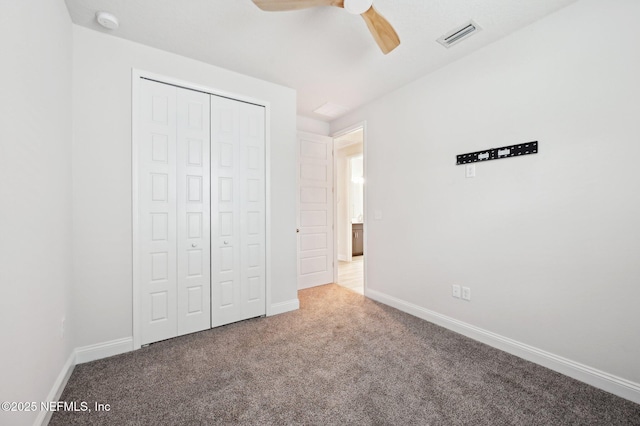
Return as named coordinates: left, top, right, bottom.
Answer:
left=64, top=0, right=577, bottom=122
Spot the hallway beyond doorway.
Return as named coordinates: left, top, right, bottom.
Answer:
left=337, top=256, right=363, bottom=294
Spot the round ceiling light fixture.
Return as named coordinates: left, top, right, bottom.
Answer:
left=343, top=0, right=373, bottom=15
left=95, top=11, right=119, bottom=30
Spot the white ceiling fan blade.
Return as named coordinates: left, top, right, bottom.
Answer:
left=360, top=5, right=400, bottom=54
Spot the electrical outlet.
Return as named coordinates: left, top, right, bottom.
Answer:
left=462, top=287, right=471, bottom=301
left=452, top=285, right=461, bottom=298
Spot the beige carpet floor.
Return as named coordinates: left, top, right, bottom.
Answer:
left=51, top=284, right=640, bottom=425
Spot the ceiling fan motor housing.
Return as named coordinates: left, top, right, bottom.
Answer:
left=344, top=0, right=373, bottom=15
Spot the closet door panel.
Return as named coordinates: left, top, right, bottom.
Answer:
left=211, top=97, right=266, bottom=326
left=139, top=79, right=178, bottom=345
left=137, top=77, right=267, bottom=342
left=177, top=88, right=211, bottom=335
left=211, top=96, right=242, bottom=327
left=239, top=102, right=266, bottom=319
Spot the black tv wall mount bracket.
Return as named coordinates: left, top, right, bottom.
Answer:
left=456, top=141, right=538, bottom=165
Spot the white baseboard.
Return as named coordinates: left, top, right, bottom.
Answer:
left=297, top=282, right=324, bottom=290
left=269, top=298, right=299, bottom=316
left=75, top=337, right=134, bottom=364
left=338, top=254, right=348, bottom=262
left=35, top=350, right=75, bottom=426
left=366, top=288, right=640, bottom=405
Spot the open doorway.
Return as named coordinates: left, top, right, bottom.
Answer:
left=334, top=127, right=364, bottom=294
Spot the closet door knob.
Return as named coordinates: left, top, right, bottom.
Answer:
left=191, top=243, right=197, bottom=248
left=224, top=241, right=229, bottom=245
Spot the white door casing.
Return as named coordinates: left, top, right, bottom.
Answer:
left=297, top=132, right=334, bottom=289
left=211, top=96, right=266, bottom=327
left=331, top=122, right=367, bottom=292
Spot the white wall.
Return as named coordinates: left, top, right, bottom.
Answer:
left=297, top=115, right=330, bottom=135
left=0, top=1, right=74, bottom=425
left=350, top=156, right=364, bottom=222
left=336, top=150, right=351, bottom=261
left=331, top=0, right=640, bottom=393
left=336, top=142, right=364, bottom=260
left=72, top=26, right=298, bottom=349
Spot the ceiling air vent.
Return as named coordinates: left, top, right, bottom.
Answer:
left=437, top=20, right=481, bottom=48
left=313, top=102, right=350, bottom=119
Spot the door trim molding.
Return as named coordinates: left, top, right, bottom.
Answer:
left=131, top=69, right=272, bottom=349
left=331, top=121, right=367, bottom=292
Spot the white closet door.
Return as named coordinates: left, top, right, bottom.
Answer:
left=176, top=89, right=211, bottom=335
left=138, top=79, right=212, bottom=345
left=239, top=102, right=266, bottom=320
left=139, top=79, right=178, bottom=345
left=211, top=96, right=240, bottom=327
left=211, top=96, right=266, bottom=327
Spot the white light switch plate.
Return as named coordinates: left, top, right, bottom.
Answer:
left=465, top=164, right=476, bottom=178
left=452, top=285, right=461, bottom=298
left=462, top=286, right=471, bottom=301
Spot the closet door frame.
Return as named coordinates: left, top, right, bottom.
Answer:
left=132, top=69, right=272, bottom=350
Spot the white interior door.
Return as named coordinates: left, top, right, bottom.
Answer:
left=211, top=95, right=266, bottom=327
left=176, top=88, right=211, bottom=335
left=238, top=102, right=266, bottom=320
left=297, top=132, right=334, bottom=289
left=136, top=77, right=267, bottom=345
left=139, top=79, right=179, bottom=345
left=138, top=79, right=211, bottom=345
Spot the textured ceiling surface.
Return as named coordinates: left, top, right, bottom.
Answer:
left=65, top=0, right=577, bottom=121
